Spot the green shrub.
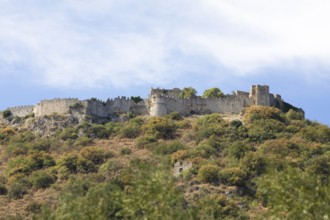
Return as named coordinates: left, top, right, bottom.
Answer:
left=99, top=160, right=123, bottom=174
left=2, top=109, right=12, bottom=118
left=256, top=167, right=330, bottom=219
left=155, top=141, right=186, bottom=155
left=219, top=167, right=247, bottom=186
left=104, top=122, right=121, bottom=135
left=241, top=152, right=266, bottom=177
left=243, top=106, right=284, bottom=124
left=58, top=154, right=79, bottom=174
left=165, top=112, right=183, bottom=121
left=230, top=120, right=243, bottom=128
left=142, top=117, right=177, bottom=139
left=59, top=127, right=78, bottom=140
left=26, top=202, right=42, bottom=214
left=0, top=183, right=8, bottom=195
left=80, top=147, right=113, bottom=165
left=135, top=135, right=157, bottom=149
left=202, top=87, right=224, bottom=98
left=8, top=178, right=31, bottom=199
left=285, top=109, right=304, bottom=120
left=77, top=158, right=98, bottom=173
left=198, top=165, right=221, bottom=183
left=227, top=142, right=253, bottom=160
left=191, top=144, right=217, bottom=158
left=120, top=147, right=132, bottom=155
left=197, top=194, right=240, bottom=219
left=179, top=87, right=197, bottom=98
left=29, top=140, right=51, bottom=152
left=30, top=171, right=56, bottom=189
left=119, top=123, right=141, bottom=138
left=298, top=124, right=330, bottom=143
left=74, top=136, right=94, bottom=146
left=131, top=96, right=143, bottom=103
left=85, top=124, right=109, bottom=139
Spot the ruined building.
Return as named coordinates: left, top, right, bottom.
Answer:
left=1, top=85, right=303, bottom=121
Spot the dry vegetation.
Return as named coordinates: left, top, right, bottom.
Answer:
left=0, top=108, right=329, bottom=219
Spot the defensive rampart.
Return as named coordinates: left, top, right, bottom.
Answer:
left=1, top=85, right=302, bottom=120
left=8, top=105, right=34, bottom=117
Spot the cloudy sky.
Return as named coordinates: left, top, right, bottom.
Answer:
left=1, top=0, right=330, bottom=125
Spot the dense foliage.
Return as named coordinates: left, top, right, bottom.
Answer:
left=0, top=106, right=329, bottom=219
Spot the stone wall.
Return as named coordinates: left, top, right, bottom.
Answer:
left=8, top=105, right=34, bottom=117
left=34, top=98, right=81, bottom=117
left=149, top=94, right=253, bottom=116
left=1, top=85, right=300, bottom=120
left=85, top=97, right=148, bottom=118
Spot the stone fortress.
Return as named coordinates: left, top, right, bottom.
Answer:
left=2, top=85, right=303, bottom=121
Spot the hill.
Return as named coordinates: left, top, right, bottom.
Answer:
left=0, top=106, right=329, bottom=219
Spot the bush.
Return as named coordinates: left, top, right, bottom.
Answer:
left=298, top=124, right=330, bottom=143
left=135, top=135, right=157, bottom=149
left=202, top=87, right=224, bottom=98
left=131, top=96, right=143, bottom=103
left=285, top=109, right=304, bottom=120
left=155, top=141, right=186, bottom=155
left=241, top=152, right=266, bottom=177
left=30, top=171, right=56, bottom=189
left=30, top=140, right=51, bottom=152
left=59, top=127, right=78, bottom=140
left=142, top=117, right=177, bottom=139
left=227, top=142, right=253, bottom=160
left=8, top=179, right=30, bottom=199
left=198, top=165, right=221, bottom=183
left=219, top=167, right=247, bottom=186
left=80, top=147, right=113, bottom=165
left=2, top=109, right=12, bottom=118
left=74, top=136, right=94, bottom=146
left=119, top=123, right=141, bottom=138
left=85, top=124, right=109, bottom=139
left=179, top=87, right=197, bottom=98
left=243, top=106, right=284, bottom=124
left=120, top=147, right=132, bottom=155
left=165, top=112, right=183, bottom=121
left=0, top=183, right=8, bottom=195
left=58, top=154, right=79, bottom=174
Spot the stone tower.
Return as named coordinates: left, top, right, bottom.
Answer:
left=249, top=85, right=270, bottom=106
left=149, top=89, right=168, bottom=116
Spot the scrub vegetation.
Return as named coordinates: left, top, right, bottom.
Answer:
left=0, top=106, right=329, bottom=219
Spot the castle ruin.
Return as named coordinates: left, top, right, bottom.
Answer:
left=1, top=85, right=302, bottom=121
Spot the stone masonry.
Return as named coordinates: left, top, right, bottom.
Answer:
left=1, top=85, right=303, bottom=120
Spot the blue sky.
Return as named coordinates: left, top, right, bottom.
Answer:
left=0, top=0, right=330, bottom=125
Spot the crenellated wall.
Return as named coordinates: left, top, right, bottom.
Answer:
left=8, top=105, right=34, bottom=117
left=34, top=98, right=82, bottom=117
left=1, top=85, right=300, bottom=120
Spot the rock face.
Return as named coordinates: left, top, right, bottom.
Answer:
left=0, top=85, right=304, bottom=121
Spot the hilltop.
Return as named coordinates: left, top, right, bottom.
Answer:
left=0, top=103, right=329, bottom=219
left=1, top=85, right=303, bottom=124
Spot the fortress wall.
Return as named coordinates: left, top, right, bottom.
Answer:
left=86, top=97, right=148, bottom=117
left=8, top=105, right=34, bottom=117
left=85, top=99, right=108, bottom=117
left=34, top=99, right=81, bottom=117
left=150, top=94, right=254, bottom=116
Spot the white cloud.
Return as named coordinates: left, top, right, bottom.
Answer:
left=0, top=0, right=330, bottom=88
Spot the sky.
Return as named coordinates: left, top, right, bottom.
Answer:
left=0, top=0, right=330, bottom=125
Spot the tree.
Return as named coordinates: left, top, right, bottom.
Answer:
left=256, top=167, right=330, bottom=219
left=2, top=110, right=12, bottom=118
left=179, top=87, right=197, bottom=98
left=202, top=88, right=224, bottom=98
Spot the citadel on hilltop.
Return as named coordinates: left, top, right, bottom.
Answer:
left=1, top=85, right=303, bottom=121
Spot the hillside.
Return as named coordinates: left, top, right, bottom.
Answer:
left=0, top=106, right=329, bottom=219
